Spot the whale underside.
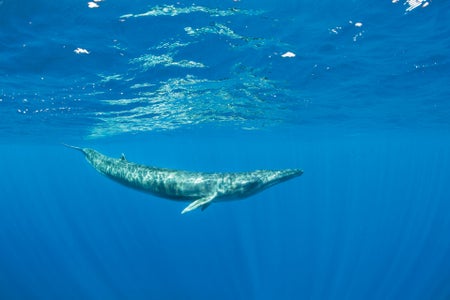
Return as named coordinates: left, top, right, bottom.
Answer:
left=65, top=145, right=303, bottom=214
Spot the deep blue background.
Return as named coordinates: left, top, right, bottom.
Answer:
left=1, top=0, right=450, bottom=299
left=1, top=130, right=450, bottom=299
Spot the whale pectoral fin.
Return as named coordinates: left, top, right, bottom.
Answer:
left=201, top=203, right=211, bottom=211
left=181, top=193, right=217, bottom=214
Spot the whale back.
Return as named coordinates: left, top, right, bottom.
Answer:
left=81, top=149, right=182, bottom=197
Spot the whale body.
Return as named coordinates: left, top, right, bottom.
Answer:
left=65, top=145, right=303, bottom=214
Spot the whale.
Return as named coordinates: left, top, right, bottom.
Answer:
left=65, top=145, right=303, bottom=214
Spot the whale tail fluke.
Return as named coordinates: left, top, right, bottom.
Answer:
left=62, top=143, right=86, bottom=154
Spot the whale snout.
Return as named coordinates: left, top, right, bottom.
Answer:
left=283, top=169, right=303, bottom=179
left=293, top=169, right=304, bottom=175
left=261, top=169, right=303, bottom=187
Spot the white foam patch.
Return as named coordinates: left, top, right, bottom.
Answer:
left=74, top=48, right=90, bottom=54
left=330, top=26, right=342, bottom=34
left=353, top=32, right=363, bottom=42
left=281, top=51, right=296, bottom=58
left=88, top=2, right=99, bottom=8
left=405, top=0, right=429, bottom=11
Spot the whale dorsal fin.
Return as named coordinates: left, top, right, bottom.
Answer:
left=120, top=153, right=127, bottom=161
left=181, top=193, right=217, bottom=214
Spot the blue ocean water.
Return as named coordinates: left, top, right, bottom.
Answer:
left=1, top=0, right=450, bottom=299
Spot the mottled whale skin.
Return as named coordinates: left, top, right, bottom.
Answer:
left=65, top=145, right=303, bottom=214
